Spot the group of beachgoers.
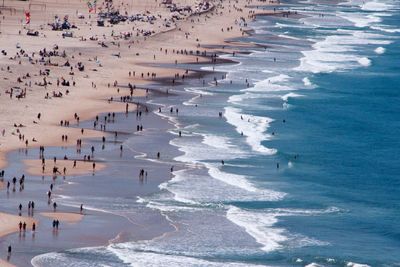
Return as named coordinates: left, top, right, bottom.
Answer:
left=18, top=221, right=35, bottom=233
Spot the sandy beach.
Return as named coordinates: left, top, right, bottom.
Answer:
left=0, top=0, right=280, bottom=265
left=40, top=212, right=83, bottom=223
left=23, top=159, right=106, bottom=176
left=0, top=259, right=16, bottom=267
left=0, top=212, right=37, bottom=238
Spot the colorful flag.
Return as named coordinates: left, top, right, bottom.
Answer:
left=25, top=11, right=31, bottom=24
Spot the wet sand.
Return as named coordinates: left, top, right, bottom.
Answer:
left=0, top=212, right=37, bottom=238
left=23, top=159, right=106, bottom=177
left=39, top=212, right=83, bottom=223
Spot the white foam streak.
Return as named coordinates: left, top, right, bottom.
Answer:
left=305, top=264, right=325, bottom=267
left=108, top=246, right=266, bottom=267
left=278, top=34, right=302, bottom=40
left=202, top=134, right=236, bottom=150
left=346, top=262, right=371, bottom=267
left=226, top=206, right=286, bottom=252
left=361, top=1, right=393, bottom=11
left=281, top=93, right=303, bottom=102
left=371, top=25, right=400, bottom=33
left=226, top=206, right=337, bottom=253
left=339, top=12, right=381, bottom=27
left=206, top=164, right=258, bottom=193
left=296, top=30, right=389, bottom=73
left=247, top=74, right=292, bottom=92
left=224, top=106, right=276, bottom=155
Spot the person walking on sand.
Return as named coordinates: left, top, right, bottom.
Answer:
left=32, top=222, right=36, bottom=232
left=53, top=202, right=57, bottom=212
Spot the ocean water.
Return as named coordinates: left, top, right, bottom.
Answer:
left=32, top=0, right=400, bottom=266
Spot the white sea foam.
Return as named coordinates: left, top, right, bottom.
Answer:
left=224, top=106, right=276, bottom=155
left=339, top=12, right=381, bottom=27
left=358, top=57, right=371, bottom=66
left=31, top=252, right=97, bottom=267
left=370, top=25, right=400, bottom=33
left=281, top=92, right=304, bottom=102
left=278, top=34, right=302, bottom=40
left=338, top=0, right=398, bottom=30
left=226, top=206, right=335, bottom=253
left=296, top=30, right=390, bottom=73
left=171, top=133, right=247, bottom=164
left=228, top=93, right=267, bottom=105
left=145, top=199, right=201, bottom=212
left=346, top=262, right=371, bottom=267
left=266, top=206, right=342, bottom=216
left=374, top=47, right=386, bottom=54
left=246, top=74, right=292, bottom=92
left=361, top=1, right=393, bottom=11
left=302, top=77, right=314, bottom=87
left=33, top=248, right=267, bottom=267
left=206, top=164, right=258, bottom=193
left=262, top=69, right=274, bottom=74
left=275, top=22, right=316, bottom=29
left=185, top=86, right=214, bottom=96
left=108, top=246, right=267, bottom=267
left=226, top=206, right=286, bottom=252
left=169, top=132, right=284, bottom=201
left=159, top=162, right=286, bottom=204
left=305, top=263, right=325, bottom=267
left=202, top=134, right=236, bottom=150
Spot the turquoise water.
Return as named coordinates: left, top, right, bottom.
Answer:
left=32, top=0, right=400, bottom=266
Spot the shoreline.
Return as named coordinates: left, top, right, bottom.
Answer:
left=0, top=0, right=280, bottom=265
